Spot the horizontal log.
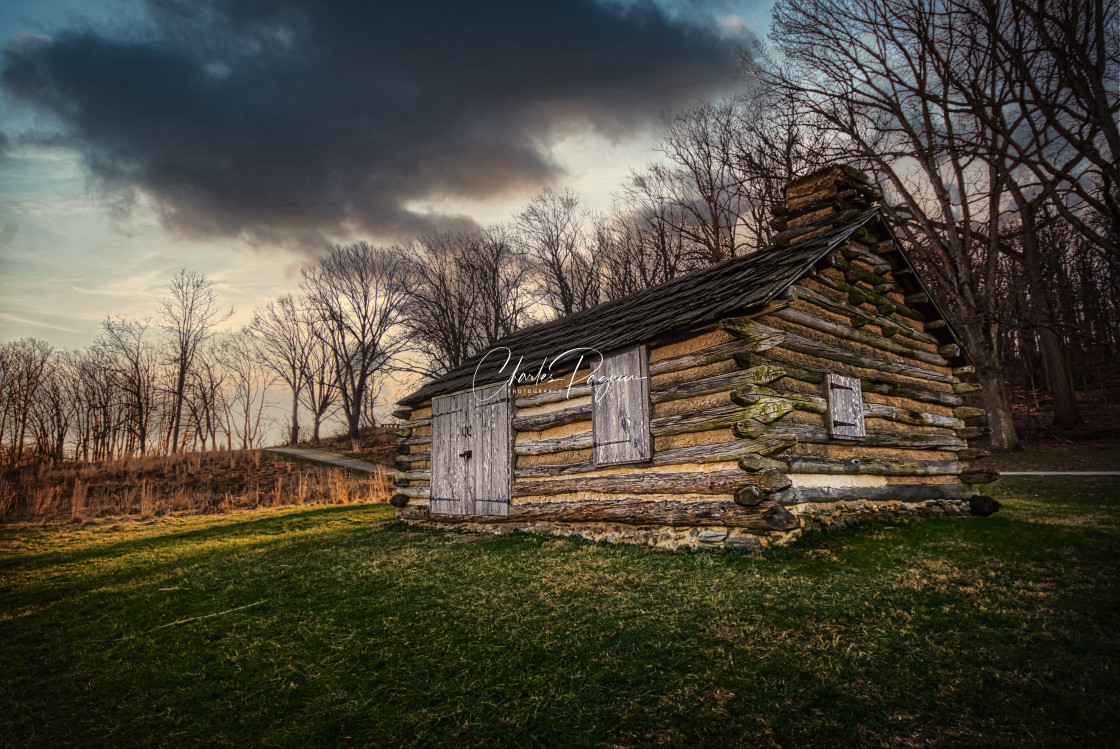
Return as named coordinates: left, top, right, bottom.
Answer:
left=737, top=454, right=786, bottom=472
left=514, top=469, right=748, bottom=498
left=397, top=485, right=430, bottom=499
left=959, top=469, right=1000, bottom=485
left=773, top=456, right=963, bottom=476
left=953, top=382, right=981, bottom=394
left=736, top=400, right=796, bottom=424
left=839, top=244, right=892, bottom=274
left=399, top=498, right=800, bottom=532
left=731, top=384, right=964, bottom=429
left=644, top=332, right=788, bottom=380
left=718, top=317, right=788, bottom=350
left=734, top=485, right=767, bottom=506
left=956, top=427, right=990, bottom=440
left=833, top=255, right=893, bottom=288
left=395, top=470, right=431, bottom=483
left=391, top=408, right=412, bottom=420
left=650, top=365, right=787, bottom=404
left=953, top=406, right=985, bottom=420
left=905, top=292, right=931, bottom=305
left=394, top=427, right=412, bottom=438
left=754, top=468, right=793, bottom=493
left=740, top=315, right=952, bottom=383
left=733, top=421, right=965, bottom=450
left=953, top=365, right=976, bottom=375
left=925, top=320, right=948, bottom=329
left=938, top=344, right=961, bottom=358
left=513, top=403, right=591, bottom=432
left=773, top=188, right=860, bottom=219
left=783, top=283, right=938, bottom=345
left=514, top=436, right=798, bottom=478
left=822, top=275, right=925, bottom=322
left=955, top=448, right=990, bottom=460
left=735, top=353, right=961, bottom=407
left=515, top=364, right=793, bottom=433
left=389, top=493, right=410, bottom=508
left=399, top=416, right=433, bottom=429
left=771, top=307, right=948, bottom=367
left=396, top=452, right=430, bottom=469
left=772, top=483, right=977, bottom=505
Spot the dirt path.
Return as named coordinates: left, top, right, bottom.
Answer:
left=998, top=471, right=1120, bottom=476
left=266, top=447, right=396, bottom=476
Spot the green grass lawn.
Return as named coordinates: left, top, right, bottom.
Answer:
left=2, top=478, right=1118, bottom=747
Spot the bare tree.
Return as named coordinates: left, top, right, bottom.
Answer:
left=403, top=227, right=532, bottom=375
left=97, top=316, right=160, bottom=455
left=0, top=338, right=52, bottom=464
left=186, top=342, right=226, bottom=451
left=518, top=188, right=601, bottom=316
left=298, top=324, right=338, bottom=444
left=217, top=330, right=275, bottom=450
left=248, top=295, right=315, bottom=444
left=158, top=269, right=233, bottom=452
left=762, top=0, right=1026, bottom=449
left=301, top=242, right=410, bottom=440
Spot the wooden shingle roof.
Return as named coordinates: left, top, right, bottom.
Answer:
left=400, top=209, right=887, bottom=406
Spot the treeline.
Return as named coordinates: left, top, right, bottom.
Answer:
left=2, top=0, right=1116, bottom=462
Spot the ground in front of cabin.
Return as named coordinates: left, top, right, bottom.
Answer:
left=1, top=476, right=1118, bottom=746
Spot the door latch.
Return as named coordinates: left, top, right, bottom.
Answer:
left=459, top=449, right=472, bottom=459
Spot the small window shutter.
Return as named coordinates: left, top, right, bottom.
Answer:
left=825, top=373, right=866, bottom=439
left=592, top=346, right=651, bottom=465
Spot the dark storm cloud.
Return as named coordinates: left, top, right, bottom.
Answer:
left=0, top=0, right=746, bottom=247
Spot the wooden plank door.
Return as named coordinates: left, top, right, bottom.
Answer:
left=429, top=391, right=472, bottom=515
left=467, top=384, right=512, bottom=517
left=429, top=386, right=511, bottom=516
left=592, top=346, right=651, bottom=465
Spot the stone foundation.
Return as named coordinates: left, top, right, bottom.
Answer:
left=399, top=516, right=800, bottom=551
left=399, top=497, right=972, bottom=551
left=790, top=498, right=971, bottom=532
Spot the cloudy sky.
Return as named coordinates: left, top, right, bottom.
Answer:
left=0, top=0, right=770, bottom=350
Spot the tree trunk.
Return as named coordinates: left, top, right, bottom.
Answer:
left=1019, top=220, right=1083, bottom=427
left=975, top=360, right=1020, bottom=452
left=289, top=391, right=300, bottom=445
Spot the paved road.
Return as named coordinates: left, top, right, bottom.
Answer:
left=266, top=447, right=396, bottom=476
left=998, top=471, right=1120, bottom=476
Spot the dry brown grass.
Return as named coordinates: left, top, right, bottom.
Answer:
left=0, top=449, right=393, bottom=523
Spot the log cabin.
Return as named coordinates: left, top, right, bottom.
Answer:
left=390, top=165, right=1000, bottom=551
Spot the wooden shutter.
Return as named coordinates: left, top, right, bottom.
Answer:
left=592, top=346, right=651, bottom=465
left=467, top=383, right=512, bottom=517
left=825, top=373, right=866, bottom=439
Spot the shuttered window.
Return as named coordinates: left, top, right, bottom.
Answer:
left=825, top=373, right=866, bottom=439
left=592, top=346, right=651, bottom=465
